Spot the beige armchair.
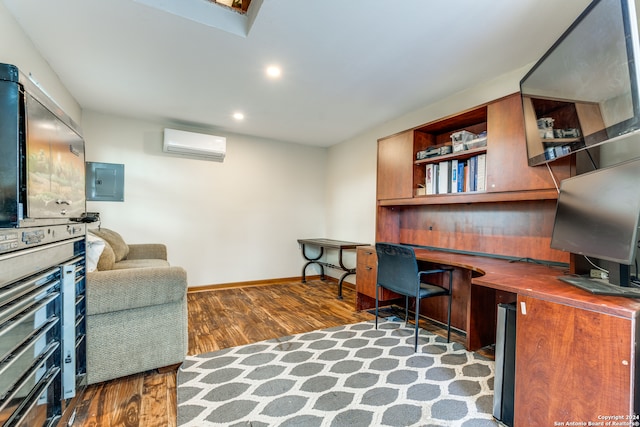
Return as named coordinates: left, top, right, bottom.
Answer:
left=85, top=228, right=188, bottom=384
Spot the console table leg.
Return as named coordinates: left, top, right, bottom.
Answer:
left=337, top=273, right=348, bottom=300
left=302, top=261, right=326, bottom=283
left=335, top=249, right=355, bottom=299
left=301, top=261, right=310, bottom=283
left=298, top=239, right=368, bottom=299
left=300, top=244, right=323, bottom=283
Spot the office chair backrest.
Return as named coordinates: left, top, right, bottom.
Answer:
left=375, top=243, right=419, bottom=296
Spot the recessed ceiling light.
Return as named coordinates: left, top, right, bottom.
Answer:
left=233, top=112, right=244, bottom=120
left=266, top=65, right=281, bottom=78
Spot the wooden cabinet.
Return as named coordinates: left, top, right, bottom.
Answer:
left=486, top=94, right=571, bottom=192
left=515, top=295, right=636, bottom=425
left=377, top=131, right=413, bottom=200
left=377, top=93, right=572, bottom=206
left=355, top=246, right=399, bottom=310
left=375, top=92, right=572, bottom=265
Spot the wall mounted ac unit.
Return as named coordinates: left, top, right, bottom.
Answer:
left=163, top=128, right=226, bottom=162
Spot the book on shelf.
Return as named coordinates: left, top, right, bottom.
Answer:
left=476, top=153, right=487, bottom=192
left=468, top=156, right=476, bottom=191
left=438, top=161, right=451, bottom=194
left=464, top=161, right=470, bottom=193
left=423, top=155, right=486, bottom=196
left=450, top=159, right=459, bottom=193
left=425, top=163, right=435, bottom=195
left=434, top=163, right=439, bottom=194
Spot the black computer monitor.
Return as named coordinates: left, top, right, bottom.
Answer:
left=551, top=157, right=640, bottom=288
left=521, top=0, right=640, bottom=166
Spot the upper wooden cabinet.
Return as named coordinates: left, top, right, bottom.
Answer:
left=377, top=130, right=414, bottom=200
left=377, top=93, right=572, bottom=205
left=486, top=94, right=571, bottom=193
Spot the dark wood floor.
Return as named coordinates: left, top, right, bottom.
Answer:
left=71, top=278, right=467, bottom=427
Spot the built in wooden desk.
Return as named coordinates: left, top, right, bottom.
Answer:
left=297, top=238, right=368, bottom=299
left=356, top=246, right=640, bottom=425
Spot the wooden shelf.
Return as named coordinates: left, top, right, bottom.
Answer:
left=378, top=188, right=559, bottom=206
left=541, top=137, right=581, bottom=147
left=414, top=105, right=488, bottom=135
left=414, top=146, right=487, bottom=165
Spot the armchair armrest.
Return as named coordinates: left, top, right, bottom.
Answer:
left=418, top=266, right=453, bottom=278
left=86, top=266, right=187, bottom=315
left=126, top=243, right=167, bottom=260
left=418, top=268, right=449, bottom=276
left=418, top=267, right=454, bottom=290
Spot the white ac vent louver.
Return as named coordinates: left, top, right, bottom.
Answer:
left=163, top=128, right=226, bottom=162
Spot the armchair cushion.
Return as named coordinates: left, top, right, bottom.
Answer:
left=90, top=228, right=129, bottom=262
left=126, top=243, right=167, bottom=260
left=111, top=259, right=169, bottom=270
left=88, top=229, right=168, bottom=271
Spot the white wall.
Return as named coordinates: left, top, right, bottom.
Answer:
left=82, top=67, right=532, bottom=288
left=0, top=2, right=80, bottom=122
left=83, top=111, right=327, bottom=286
left=325, top=66, right=531, bottom=252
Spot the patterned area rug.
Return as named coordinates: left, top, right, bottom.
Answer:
left=177, top=320, right=499, bottom=426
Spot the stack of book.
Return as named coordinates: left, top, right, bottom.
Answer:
left=424, top=154, right=486, bottom=195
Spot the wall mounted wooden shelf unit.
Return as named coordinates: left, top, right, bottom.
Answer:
left=375, top=92, right=573, bottom=264
left=377, top=93, right=572, bottom=206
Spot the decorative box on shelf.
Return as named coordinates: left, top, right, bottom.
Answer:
left=416, top=144, right=453, bottom=160
left=451, top=130, right=476, bottom=152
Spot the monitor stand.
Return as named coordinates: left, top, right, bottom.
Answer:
left=608, top=263, right=630, bottom=287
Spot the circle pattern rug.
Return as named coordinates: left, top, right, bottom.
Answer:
left=177, top=320, right=499, bottom=426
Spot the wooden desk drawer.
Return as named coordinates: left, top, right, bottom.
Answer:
left=356, top=246, right=397, bottom=301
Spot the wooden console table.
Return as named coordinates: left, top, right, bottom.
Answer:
left=298, top=238, right=368, bottom=299
left=355, top=246, right=640, bottom=425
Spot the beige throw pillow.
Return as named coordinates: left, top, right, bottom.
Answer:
left=90, top=228, right=129, bottom=262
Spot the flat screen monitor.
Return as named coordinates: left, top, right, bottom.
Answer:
left=551, top=158, right=640, bottom=290
left=521, top=0, right=640, bottom=165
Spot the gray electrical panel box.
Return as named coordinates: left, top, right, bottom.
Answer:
left=86, top=162, right=124, bottom=201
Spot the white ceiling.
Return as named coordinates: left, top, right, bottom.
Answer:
left=4, top=0, right=592, bottom=147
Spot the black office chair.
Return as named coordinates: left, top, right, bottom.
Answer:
left=375, top=242, right=453, bottom=351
